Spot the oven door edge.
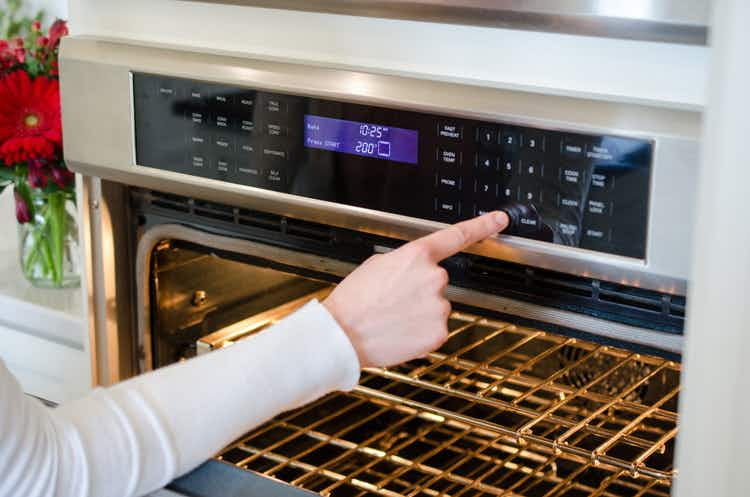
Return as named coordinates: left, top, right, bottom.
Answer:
left=135, top=223, right=682, bottom=374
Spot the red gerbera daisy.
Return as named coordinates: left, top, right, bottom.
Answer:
left=0, top=70, right=62, bottom=166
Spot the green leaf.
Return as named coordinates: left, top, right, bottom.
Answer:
left=0, top=167, right=14, bottom=182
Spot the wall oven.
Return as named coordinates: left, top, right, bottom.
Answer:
left=60, top=36, right=700, bottom=497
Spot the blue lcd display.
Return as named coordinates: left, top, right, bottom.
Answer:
left=304, top=115, right=419, bottom=164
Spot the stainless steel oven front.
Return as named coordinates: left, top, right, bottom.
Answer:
left=60, top=36, right=699, bottom=497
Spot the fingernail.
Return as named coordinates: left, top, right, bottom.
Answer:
left=494, top=211, right=509, bottom=228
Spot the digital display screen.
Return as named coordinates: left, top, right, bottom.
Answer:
left=304, top=115, right=419, bottom=164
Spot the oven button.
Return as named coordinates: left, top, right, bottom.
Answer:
left=214, top=135, right=234, bottom=152
left=264, top=97, right=287, bottom=114
left=239, top=119, right=255, bottom=133
left=437, top=121, right=463, bottom=141
left=238, top=138, right=256, bottom=157
left=435, top=198, right=461, bottom=221
left=562, top=139, right=585, bottom=159
left=582, top=225, right=612, bottom=243
left=190, top=153, right=208, bottom=169
left=216, top=157, right=232, bottom=173
left=437, top=174, right=461, bottom=192
left=266, top=123, right=288, bottom=137
left=520, top=160, right=544, bottom=177
left=157, top=82, right=178, bottom=99
left=262, top=147, right=288, bottom=161
left=236, top=165, right=262, bottom=184
left=188, top=133, right=209, bottom=150
left=591, top=172, right=615, bottom=190
left=501, top=158, right=518, bottom=175
left=476, top=153, right=497, bottom=171
left=557, top=221, right=580, bottom=237
left=477, top=126, right=497, bottom=147
left=265, top=168, right=286, bottom=188
left=235, top=91, right=255, bottom=114
left=520, top=186, right=541, bottom=203
left=438, top=148, right=461, bottom=167
left=475, top=179, right=496, bottom=198
left=214, top=114, right=233, bottom=130
left=560, top=165, right=587, bottom=186
left=522, top=131, right=545, bottom=151
left=559, top=196, right=581, bottom=210
left=586, top=198, right=612, bottom=216
left=187, top=110, right=208, bottom=127
left=500, top=183, right=518, bottom=201
left=501, top=130, right=520, bottom=151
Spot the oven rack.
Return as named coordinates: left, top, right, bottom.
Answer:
left=216, top=310, right=679, bottom=496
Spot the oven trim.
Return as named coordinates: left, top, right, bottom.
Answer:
left=135, top=223, right=682, bottom=373
left=61, top=36, right=700, bottom=295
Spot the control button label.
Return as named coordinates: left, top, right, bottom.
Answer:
left=438, top=175, right=461, bottom=190
left=591, top=172, right=614, bottom=190
left=190, top=154, right=207, bottom=168
left=188, top=111, right=207, bottom=126
left=266, top=123, right=287, bottom=136
left=561, top=167, right=585, bottom=185
left=265, top=98, right=286, bottom=113
left=240, top=119, right=255, bottom=132
left=438, top=122, right=463, bottom=141
left=215, top=114, right=232, bottom=129
left=585, top=228, right=607, bottom=239
left=266, top=169, right=284, bottom=184
left=435, top=198, right=460, bottom=219
left=216, top=158, right=232, bottom=172
left=438, top=148, right=461, bottom=166
left=558, top=222, right=579, bottom=237
left=214, top=136, right=234, bottom=150
left=586, top=143, right=615, bottom=161
left=587, top=199, right=610, bottom=216
left=189, top=134, right=208, bottom=148
left=237, top=166, right=261, bottom=177
left=263, top=147, right=288, bottom=160
left=562, top=140, right=585, bottom=158
left=560, top=197, right=580, bottom=208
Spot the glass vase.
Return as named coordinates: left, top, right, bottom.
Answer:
left=17, top=190, right=80, bottom=289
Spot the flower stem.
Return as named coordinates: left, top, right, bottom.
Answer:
left=48, top=192, right=66, bottom=286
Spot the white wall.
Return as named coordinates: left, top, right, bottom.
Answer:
left=15, top=0, right=68, bottom=22
left=68, top=0, right=709, bottom=109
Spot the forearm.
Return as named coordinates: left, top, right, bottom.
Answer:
left=1, top=300, right=359, bottom=497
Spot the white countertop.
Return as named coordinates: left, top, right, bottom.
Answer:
left=0, top=188, right=89, bottom=403
left=0, top=189, right=84, bottom=332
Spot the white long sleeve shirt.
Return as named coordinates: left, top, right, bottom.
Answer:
left=0, top=300, right=361, bottom=497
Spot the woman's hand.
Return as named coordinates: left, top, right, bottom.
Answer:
left=323, top=211, right=509, bottom=368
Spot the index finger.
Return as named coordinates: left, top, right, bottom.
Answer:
left=413, top=211, right=510, bottom=262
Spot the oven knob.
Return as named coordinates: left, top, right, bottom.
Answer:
left=499, top=203, right=554, bottom=242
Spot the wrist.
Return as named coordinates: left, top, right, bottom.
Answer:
left=322, top=297, right=367, bottom=369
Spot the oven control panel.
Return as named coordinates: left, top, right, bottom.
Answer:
left=133, top=73, right=652, bottom=259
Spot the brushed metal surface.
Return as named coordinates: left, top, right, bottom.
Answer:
left=179, top=0, right=709, bottom=45
left=60, top=36, right=700, bottom=295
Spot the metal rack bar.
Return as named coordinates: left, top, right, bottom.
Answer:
left=214, top=307, right=679, bottom=496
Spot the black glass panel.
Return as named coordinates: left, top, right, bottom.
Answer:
left=133, top=73, right=652, bottom=259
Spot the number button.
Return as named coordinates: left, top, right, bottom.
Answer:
left=476, top=153, right=497, bottom=171
left=523, top=132, right=545, bottom=151
left=478, top=126, right=497, bottom=147
left=475, top=179, right=496, bottom=198
left=521, top=160, right=543, bottom=177
left=501, top=130, right=520, bottom=151
left=501, top=159, right=518, bottom=175
left=500, top=184, right=517, bottom=201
